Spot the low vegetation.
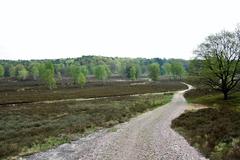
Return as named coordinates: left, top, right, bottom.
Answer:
left=0, top=93, right=172, bottom=159
left=0, top=80, right=185, bottom=159
left=171, top=26, right=240, bottom=160
left=0, top=80, right=186, bottom=105
left=172, top=88, right=240, bottom=160
left=172, top=108, right=240, bottom=160
left=185, top=88, right=240, bottom=110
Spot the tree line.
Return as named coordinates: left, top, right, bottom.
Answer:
left=0, top=57, right=187, bottom=89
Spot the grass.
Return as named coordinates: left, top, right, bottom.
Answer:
left=172, top=87, right=240, bottom=160
left=0, top=80, right=176, bottom=159
left=185, top=88, right=240, bottom=111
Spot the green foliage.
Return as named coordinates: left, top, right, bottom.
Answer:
left=0, top=64, right=4, bottom=77
left=162, top=63, right=172, bottom=75
left=94, top=65, right=110, bottom=80
left=185, top=88, right=240, bottom=112
left=11, top=64, right=29, bottom=80
left=125, top=64, right=139, bottom=80
left=194, top=29, right=240, bottom=100
left=105, top=65, right=111, bottom=77
left=57, top=72, right=62, bottom=81
left=75, top=72, right=86, bottom=87
left=0, top=56, right=191, bottom=81
left=148, top=63, right=160, bottom=81
left=23, top=136, right=70, bottom=155
left=68, top=65, right=80, bottom=82
left=171, top=61, right=185, bottom=79
left=188, top=59, right=203, bottom=76
left=54, top=63, right=65, bottom=76
left=39, top=62, right=56, bottom=89
left=111, top=60, right=122, bottom=74
left=9, top=66, right=16, bottom=78
left=17, top=68, right=29, bottom=80
left=30, top=63, right=40, bottom=80
left=129, top=65, right=137, bottom=80
left=68, top=65, right=87, bottom=86
left=80, top=65, right=88, bottom=76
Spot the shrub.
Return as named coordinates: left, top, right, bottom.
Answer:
left=172, top=108, right=240, bottom=159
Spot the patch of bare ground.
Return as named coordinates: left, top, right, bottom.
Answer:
left=187, top=104, right=208, bottom=111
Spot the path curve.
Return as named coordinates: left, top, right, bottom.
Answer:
left=25, top=83, right=207, bottom=160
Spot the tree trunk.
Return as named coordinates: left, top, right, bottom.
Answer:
left=223, top=91, right=228, bottom=100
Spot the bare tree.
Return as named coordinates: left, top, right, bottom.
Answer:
left=194, top=29, right=240, bottom=100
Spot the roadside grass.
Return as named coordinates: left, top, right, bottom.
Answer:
left=172, top=88, right=240, bottom=160
left=0, top=93, right=173, bottom=159
left=185, top=88, right=240, bottom=111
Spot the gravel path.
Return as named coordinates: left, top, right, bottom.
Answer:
left=25, top=84, right=207, bottom=160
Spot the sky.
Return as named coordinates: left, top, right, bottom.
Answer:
left=0, top=0, right=240, bottom=60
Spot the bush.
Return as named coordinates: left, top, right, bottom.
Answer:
left=172, top=108, right=240, bottom=160
left=0, top=93, right=172, bottom=159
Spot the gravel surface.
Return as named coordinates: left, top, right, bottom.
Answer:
left=25, top=84, right=207, bottom=160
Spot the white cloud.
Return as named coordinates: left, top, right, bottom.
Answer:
left=0, top=0, right=240, bottom=60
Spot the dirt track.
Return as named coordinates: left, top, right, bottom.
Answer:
left=25, top=84, right=207, bottom=160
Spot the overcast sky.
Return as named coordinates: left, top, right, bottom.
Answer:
left=0, top=0, right=240, bottom=60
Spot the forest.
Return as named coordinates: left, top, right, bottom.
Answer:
left=0, top=56, right=189, bottom=88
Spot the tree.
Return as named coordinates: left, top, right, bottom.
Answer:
left=3, top=64, right=11, bottom=77
left=148, top=63, right=160, bottom=81
left=129, top=65, right=137, bottom=80
left=68, top=65, right=87, bottom=86
left=162, top=63, right=172, bottom=75
left=80, top=65, right=88, bottom=77
left=0, top=64, right=4, bottom=77
left=76, top=72, right=86, bottom=87
left=13, top=64, right=29, bottom=80
left=9, top=65, right=16, bottom=78
left=39, top=62, right=56, bottom=89
left=30, top=63, right=40, bottom=80
left=188, top=59, right=203, bottom=76
left=105, top=65, right=111, bottom=78
left=17, top=68, right=29, bottom=80
left=171, top=61, right=185, bottom=79
left=94, top=65, right=109, bottom=80
left=57, top=71, right=62, bottom=82
left=125, top=64, right=139, bottom=80
left=55, top=63, right=64, bottom=74
left=110, top=60, right=121, bottom=74
left=194, top=30, right=240, bottom=100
